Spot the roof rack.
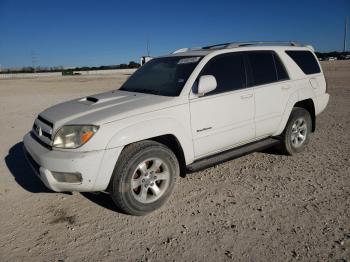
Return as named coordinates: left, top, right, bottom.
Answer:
left=226, top=41, right=301, bottom=48
left=172, top=41, right=302, bottom=54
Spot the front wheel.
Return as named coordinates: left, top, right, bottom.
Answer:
left=279, top=107, right=312, bottom=155
left=110, top=140, right=179, bottom=216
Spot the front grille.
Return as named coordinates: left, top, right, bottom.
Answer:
left=38, top=115, right=53, bottom=128
left=30, top=132, right=52, bottom=150
left=33, top=123, right=52, bottom=139
left=32, top=115, right=54, bottom=148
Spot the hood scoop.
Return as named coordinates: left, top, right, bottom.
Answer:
left=78, top=96, right=99, bottom=105
left=78, top=92, right=129, bottom=105
left=86, top=96, right=98, bottom=103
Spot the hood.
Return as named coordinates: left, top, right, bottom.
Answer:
left=39, top=90, right=182, bottom=129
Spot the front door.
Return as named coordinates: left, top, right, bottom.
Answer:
left=189, top=53, right=255, bottom=158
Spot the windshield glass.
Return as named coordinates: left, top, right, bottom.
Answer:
left=120, top=56, right=202, bottom=96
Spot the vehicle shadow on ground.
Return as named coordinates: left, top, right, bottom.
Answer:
left=5, top=142, right=126, bottom=213
left=5, top=142, right=52, bottom=193
left=259, top=146, right=284, bottom=156
left=81, top=192, right=127, bottom=214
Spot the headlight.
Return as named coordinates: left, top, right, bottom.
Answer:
left=53, top=125, right=99, bottom=149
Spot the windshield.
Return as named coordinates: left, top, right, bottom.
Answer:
left=120, top=56, right=202, bottom=96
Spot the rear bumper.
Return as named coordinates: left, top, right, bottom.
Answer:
left=315, top=93, right=330, bottom=115
left=23, top=132, right=122, bottom=192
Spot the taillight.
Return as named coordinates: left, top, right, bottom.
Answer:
left=325, top=77, right=328, bottom=93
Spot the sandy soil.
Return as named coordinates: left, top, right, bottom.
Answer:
left=0, top=62, right=349, bottom=262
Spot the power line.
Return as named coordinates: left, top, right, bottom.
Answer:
left=31, top=51, right=38, bottom=72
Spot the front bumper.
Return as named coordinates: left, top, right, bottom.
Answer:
left=23, top=132, right=122, bottom=192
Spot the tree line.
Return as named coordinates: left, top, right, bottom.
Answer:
left=1, top=61, right=140, bottom=74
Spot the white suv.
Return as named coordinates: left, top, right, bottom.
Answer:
left=23, top=42, right=329, bottom=215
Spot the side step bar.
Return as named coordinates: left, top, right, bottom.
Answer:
left=186, top=138, right=280, bottom=172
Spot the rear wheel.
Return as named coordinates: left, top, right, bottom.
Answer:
left=279, top=107, right=312, bottom=155
left=110, top=140, right=179, bottom=216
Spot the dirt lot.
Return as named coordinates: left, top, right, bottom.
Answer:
left=0, top=62, right=349, bottom=262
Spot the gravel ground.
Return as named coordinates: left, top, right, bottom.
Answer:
left=0, top=62, right=349, bottom=262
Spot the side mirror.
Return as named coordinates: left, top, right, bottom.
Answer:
left=197, top=75, right=217, bottom=96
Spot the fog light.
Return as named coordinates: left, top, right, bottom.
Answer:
left=52, top=171, right=82, bottom=183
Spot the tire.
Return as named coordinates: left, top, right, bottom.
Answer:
left=279, top=107, right=312, bottom=155
left=110, top=140, right=179, bottom=216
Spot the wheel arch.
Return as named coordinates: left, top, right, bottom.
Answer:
left=274, top=94, right=316, bottom=136
left=106, top=134, right=187, bottom=192
left=294, top=99, right=316, bottom=132
left=106, top=118, right=194, bottom=163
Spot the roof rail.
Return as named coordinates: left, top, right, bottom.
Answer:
left=226, top=41, right=301, bottom=48
left=172, top=47, right=202, bottom=54
left=172, top=41, right=303, bottom=54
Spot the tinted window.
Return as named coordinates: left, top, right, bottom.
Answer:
left=273, top=53, right=289, bottom=80
left=120, top=56, right=202, bottom=96
left=285, top=51, right=321, bottom=75
left=247, top=52, right=277, bottom=86
left=200, top=53, right=246, bottom=95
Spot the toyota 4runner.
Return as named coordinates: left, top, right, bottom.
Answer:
left=23, top=41, right=330, bottom=215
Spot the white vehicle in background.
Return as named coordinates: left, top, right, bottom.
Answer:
left=24, top=41, right=329, bottom=215
left=140, top=56, right=152, bottom=66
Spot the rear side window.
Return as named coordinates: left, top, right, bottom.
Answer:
left=285, top=50, right=321, bottom=75
left=247, top=52, right=278, bottom=86
left=200, top=53, right=246, bottom=95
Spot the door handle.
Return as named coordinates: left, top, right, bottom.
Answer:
left=281, top=85, right=290, bottom=90
left=240, top=94, right=253, bottom=99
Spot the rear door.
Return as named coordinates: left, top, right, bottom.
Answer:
left=246, top=51, right=292, bottom=138
left=189, top=53, right=255, bottom=158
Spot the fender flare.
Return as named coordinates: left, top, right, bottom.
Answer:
left=106, top=117, right=195, bottom=164
left=274, top=89, right=316, bottom=136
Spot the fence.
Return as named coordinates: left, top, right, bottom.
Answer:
left=0, top=69, right=136, bottom=79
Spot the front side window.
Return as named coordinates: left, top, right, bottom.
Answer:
left=199, top=53, right=246, bottom=95
left=120, top=56, right=202, bottom=96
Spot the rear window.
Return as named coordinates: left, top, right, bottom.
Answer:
left=285, top=51, right=321, bottom=75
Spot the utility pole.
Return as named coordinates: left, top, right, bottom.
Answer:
left=146, top=40, right=151, bottom=57
left=31, top=51, right=38, bottom=72
left=344, top=17, right=348, bottom=52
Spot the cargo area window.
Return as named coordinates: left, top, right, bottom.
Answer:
left=285, top=50, right=321, bottom=75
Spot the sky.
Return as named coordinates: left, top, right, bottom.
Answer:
left=0, top=0, right=349, bottom=68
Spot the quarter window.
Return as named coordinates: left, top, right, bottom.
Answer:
left=200, top=53, right=246, bottom=95
left=285, top=50, right=321, bottom=75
